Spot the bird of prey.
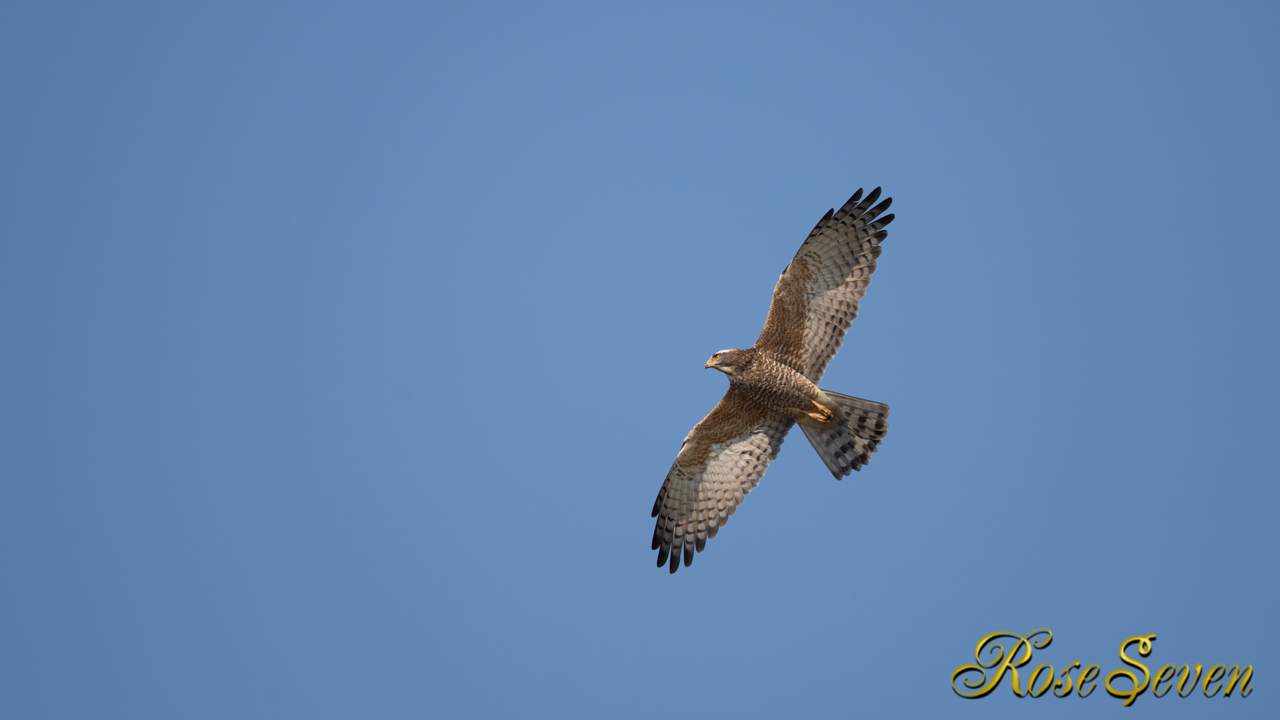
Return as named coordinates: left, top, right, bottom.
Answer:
left=651, top=188, right=895, bottom=573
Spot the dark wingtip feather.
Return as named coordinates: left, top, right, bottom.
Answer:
left=656, top=545, right=670, bottom=568
left=668, top=547, right=680, bottom=573
left=863, top=187, right=882, bottom=208
left=810, top=207, right=836, bottom=235
left=683, top=543, right=694, bottom=567
left=869, top=197, right=893, bottom=218
left=847, top=188, right=864, bottom=206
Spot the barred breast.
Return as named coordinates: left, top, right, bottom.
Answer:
left=733, top=354, right=833, bottom=424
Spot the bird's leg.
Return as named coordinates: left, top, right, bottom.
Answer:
left=806, top=400, right=835, bottom=425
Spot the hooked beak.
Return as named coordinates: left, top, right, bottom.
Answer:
left=705, top=359, right=715, bottom=369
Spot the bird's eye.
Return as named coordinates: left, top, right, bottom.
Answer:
left=713, top=354, right=720, bottom=360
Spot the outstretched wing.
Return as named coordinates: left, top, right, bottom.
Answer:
left=651, top=387, right=794, bottom=574
left=755, top=188, right=894, bottom=382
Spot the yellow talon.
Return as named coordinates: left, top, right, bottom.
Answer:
left=807, top=410, right=834, bottom=424
left=806, top=401, right=833, bottom=422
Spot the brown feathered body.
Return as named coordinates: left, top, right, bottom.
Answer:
left=709, top=348, right=833, bottom=426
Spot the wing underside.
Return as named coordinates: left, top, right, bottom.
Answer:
left=755, top=188, right=894, bottom=381
left=651, top=388, right=793, bottom=573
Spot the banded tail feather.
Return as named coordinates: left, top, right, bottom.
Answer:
left=799, top=391, right=889, bottom=478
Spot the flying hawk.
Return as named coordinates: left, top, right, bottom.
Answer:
left=651, top=188, right=895, bottom=573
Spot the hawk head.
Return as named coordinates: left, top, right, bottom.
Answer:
left=705, top=348, right=752, bottom=378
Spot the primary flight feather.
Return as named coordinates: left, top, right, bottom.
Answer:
left=651, top=188, right=895, bottom=573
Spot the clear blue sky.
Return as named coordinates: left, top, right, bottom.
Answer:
left=2, top=2, right=1277, bottom=718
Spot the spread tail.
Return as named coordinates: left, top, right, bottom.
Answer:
left=799, top=391, right=889, bottom=479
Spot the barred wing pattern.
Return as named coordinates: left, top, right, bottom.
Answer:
left=755, top=188, right=894, bottom=382
left=651, top=388, right=794, bottom=574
